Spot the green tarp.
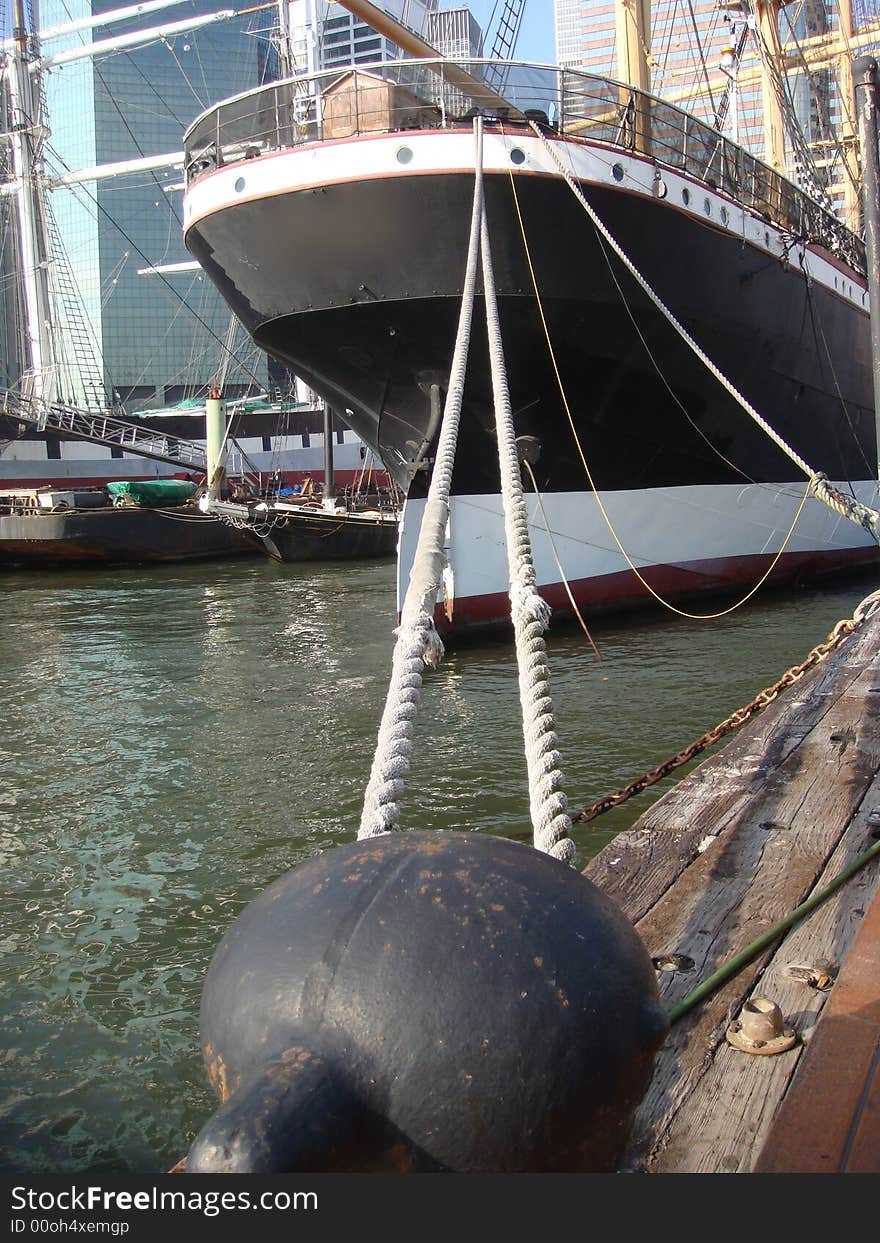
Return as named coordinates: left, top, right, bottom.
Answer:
left=106, top=480, right=197, bottom=506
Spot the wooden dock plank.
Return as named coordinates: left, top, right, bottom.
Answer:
left=581, top=611, right=880, bottom=1174
left=634, top=792, right=880, bottom=1172
left=753, top=878, right=880, bottom=1173
left=585, top=622, right=876, bottom=924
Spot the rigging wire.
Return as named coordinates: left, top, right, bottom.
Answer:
left=776, top=1, right=861, bottom=214
left=43, top=138, right=265, bottom=388
left=27, top=1, right=269, bottom=396
left=798, top=254, right=875, bottom=479
left=503, top=127, right=851, bottom=620
left=684, top=0, right=718, bottom=117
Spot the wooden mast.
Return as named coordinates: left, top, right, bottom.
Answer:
left=753, top=0, right=788, bottom=170
left=613, top=0, right=652, bottom=153
left=838, top=0, right=862, bottom=230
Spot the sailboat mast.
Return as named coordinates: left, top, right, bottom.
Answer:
left=838, top=0, right=861, bottom=230
left=853, top=56, right=880, bottom=474
left=615, top=0, right=651, bottom=95
left=276, top=0, right=294, bottom=77
left=613, top=0, right=651, bottom=153
left=6, top=0, right=56, bottom=407
left=753, top=0, right=788, bottom=171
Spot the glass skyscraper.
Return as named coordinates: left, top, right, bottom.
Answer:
left=39, top=1, right=278, bottom=410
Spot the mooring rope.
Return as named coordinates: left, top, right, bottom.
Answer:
left=529, top=122, right=880, bottom=542
left=480, top=207, right=576, bottom=865
left=357, top=117, right=485, bottom=839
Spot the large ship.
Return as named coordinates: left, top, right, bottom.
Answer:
left=181, top=0, right=880, bottom=634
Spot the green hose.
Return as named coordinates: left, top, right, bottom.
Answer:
left=667, top=836, right=880, bottom=1025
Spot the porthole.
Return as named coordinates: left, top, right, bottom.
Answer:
left=234, top=177, right=246, bottom=193
left=396, top=146, right=413, bottom=165
left=682, top=187, right=691, bottom=205
left=720, top=207, right=729, bottom=225
left=612, top=163, right=624, bottom=182
left=510, top=147, right=526, bottom=165
left=703, top=197, right=711, bottom=215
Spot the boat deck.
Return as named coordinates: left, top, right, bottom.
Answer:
left=583, top=606, right=880, bottom=1174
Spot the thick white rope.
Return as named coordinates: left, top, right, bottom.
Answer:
left=480, top=208, right=576, bottom=866
left=357, top=117, right=486, bottom=839
left=530, top=123, right=880, bottom=542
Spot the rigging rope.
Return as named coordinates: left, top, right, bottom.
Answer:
left=503, top=132, right=824, bottom=621
left=528, top=121, right=880, bottom=544
left=357, top=117, right=485, bottom=841
left=480, top=202, right=575, bottom=865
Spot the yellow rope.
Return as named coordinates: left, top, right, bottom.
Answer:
left=502, top=132, right=814, bottom=622
left=522, top=459, right=603, bottom=659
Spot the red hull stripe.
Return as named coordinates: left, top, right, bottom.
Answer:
left=433, top=545, right=880, bottom=629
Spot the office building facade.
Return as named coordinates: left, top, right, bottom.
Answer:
left=551, top=0, right=869, bottom=219
left=39, top=0, right=277, bottom=410
left=285, top=0, right=438, bottom=76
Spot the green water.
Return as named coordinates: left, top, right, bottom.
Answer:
left=0, top=557, right=875, bottom=1173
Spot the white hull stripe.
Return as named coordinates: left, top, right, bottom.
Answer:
left=183, top=129, right=868, bottom=312
left=398, top=482, right=880, bottom=610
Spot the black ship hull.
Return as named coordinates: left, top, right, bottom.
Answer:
left=183, top=120, right=878, bottom=633
left=255, top=504, right=398, bottom=561
left=0, top=505, right=262, bottom=568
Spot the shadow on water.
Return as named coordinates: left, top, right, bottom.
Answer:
left=0, top=556, right=876, bottom=1172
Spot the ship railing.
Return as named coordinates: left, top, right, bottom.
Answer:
left=183, top=58, right=864, bottom=276
left=1, top=390, right=209, bottom=472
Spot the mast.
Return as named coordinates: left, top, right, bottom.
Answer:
left=853, top=56, right=880, bottom=472
left=753, top=0, right=788, bottom=171
left=838, top=0, right=861, bottom=229
left=276, top=0, right=295, bottom=78
left=613, top=0, right=651, bottom=154
left=615, top=0, right=651, bottom=96
left=6, top=0, right=57, bottom=408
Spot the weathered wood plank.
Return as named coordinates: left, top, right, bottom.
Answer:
left=632, top=791, right=880, bottom=1172
left=574, top=612, right=880, bottom=1174
left=584, top=616, right=880, bottom=925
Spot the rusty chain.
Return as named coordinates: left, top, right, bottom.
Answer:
left=571, top=586, right=880, bottom=825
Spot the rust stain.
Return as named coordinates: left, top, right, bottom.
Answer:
left=263, top=1046, right=316, bottom=1081
left=204, top=1043, right=230, bottom=1103
left=386, top=1143, right=416, bottom=1172
left=411, top=838, right=449, bottom=856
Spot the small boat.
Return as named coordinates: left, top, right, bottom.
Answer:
left=206, top=491, right=399, bottom=562
left=0, top=480, right=264, bottom=568
left=198, top=390, right=400, bottom=562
